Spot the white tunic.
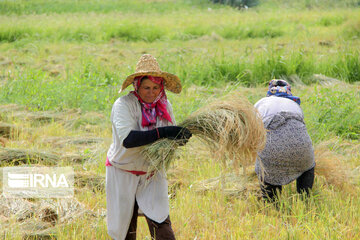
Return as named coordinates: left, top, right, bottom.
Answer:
left=106, top=93, right=176, bottom=240
left=107, top=93, right=176, bottom=171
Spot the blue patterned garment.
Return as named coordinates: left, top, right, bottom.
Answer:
left=266, top=79, right=301, bottom=105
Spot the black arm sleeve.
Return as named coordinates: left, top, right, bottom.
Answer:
left=123, top=129, right=159, bottom=148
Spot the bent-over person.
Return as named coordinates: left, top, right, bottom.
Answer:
left=254, top=79, right=315, bottom=201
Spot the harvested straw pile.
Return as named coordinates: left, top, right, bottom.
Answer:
left=314, top=142, right=350, bottom=188
left=0, top=104, right=26, bottom=114
left=62, top=111, right=106, bottom=130
left=143, top=94, right=266, bottom=173
left=0, top=122, right=13, bottom=138
left=9, top=111, right=63, bottom=124
left=0, top=137, right=7, bottom=147
left=41, top=136, right=104, bottom=148
left=0, top=195, right=100, bottom=238
left=0, top=148, right=92, bottom=166
left=0, top=148, right=59, bottom=166
left=74, top=171, right=105, bottom=192
left=190, top=171, right=260, bottom=198
left=0, top=103, right=81, bottom=126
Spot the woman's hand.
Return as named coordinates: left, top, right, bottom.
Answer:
left=157, top=126, right=192, bottom=141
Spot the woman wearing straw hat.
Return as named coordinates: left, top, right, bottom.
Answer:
left=106, top=54, right=192, bottom=240
left=254, top=79, right=315, bottom=201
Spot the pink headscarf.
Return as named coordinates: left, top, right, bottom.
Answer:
left=131, top=76, right=172, bottom=128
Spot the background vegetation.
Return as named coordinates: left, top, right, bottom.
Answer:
left=0, top=0, right=359, bottom=239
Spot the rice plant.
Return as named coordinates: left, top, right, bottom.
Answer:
left=143, top=94, right=266, bottom=173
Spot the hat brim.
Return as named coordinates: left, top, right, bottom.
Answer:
left=119, top=71, right=182, bottom=94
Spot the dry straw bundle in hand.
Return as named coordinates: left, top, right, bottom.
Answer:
left=143, top=93, right=266, bottom=173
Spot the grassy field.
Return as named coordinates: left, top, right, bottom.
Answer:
left=0, top=0, right=359, bottom=239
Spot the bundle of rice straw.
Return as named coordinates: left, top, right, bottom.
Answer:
left=314, top=141, right=349, bottom=188
left=143, top=94, right=266, bottom=173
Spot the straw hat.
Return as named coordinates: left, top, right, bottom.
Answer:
left=119, top=54, right=182, bottom=93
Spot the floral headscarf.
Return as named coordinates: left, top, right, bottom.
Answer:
left=267, top=79, right=301, bottom=105
left=131, top=76, right=172, bottom=128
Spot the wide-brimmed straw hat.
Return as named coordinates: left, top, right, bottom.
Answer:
left=119, top=54, right=182, bottom=93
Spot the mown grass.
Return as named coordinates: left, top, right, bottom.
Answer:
left=0, top=0, right=359, bottom=239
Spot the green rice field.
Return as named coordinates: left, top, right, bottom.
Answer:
left=0, top=0, right=359, bottom=239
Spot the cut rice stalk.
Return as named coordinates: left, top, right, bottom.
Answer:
left=143, top=94, right=266, bottom=174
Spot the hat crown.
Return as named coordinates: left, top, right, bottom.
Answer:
left=120, top=54, right=182, bottom=94
left=135, top=54, right=161, bottom=73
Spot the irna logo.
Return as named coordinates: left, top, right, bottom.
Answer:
left=7, top=173, right=69, bottom=188
left=3, top=167, right=74, bottom=198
